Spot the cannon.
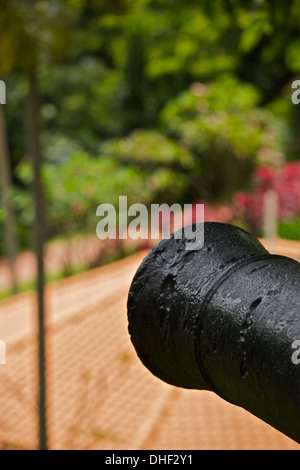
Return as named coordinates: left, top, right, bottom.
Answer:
left=127, top=222, right=300, bottom=444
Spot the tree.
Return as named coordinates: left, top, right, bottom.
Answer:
left=0, top=103, right=19, bottom=293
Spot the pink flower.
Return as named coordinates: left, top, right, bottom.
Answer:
left=233, top=162, right=300, bottom=232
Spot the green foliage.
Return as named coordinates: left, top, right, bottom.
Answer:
left=100, top=129, right=194, bottom=170
left=160, top=75, right=283, bottom=199
left=16, top=139, right=192, bottom=239
left=39, top=59, right=125, bottom=152
left=2, top=0, right=300, bottom=258
left=278, top=218, right=300, bottom=241
left=43, top=142, right=190, bottom=235
left=0, top=1, right=75, bottom=75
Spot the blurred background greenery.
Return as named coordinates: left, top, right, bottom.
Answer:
left=1, top=0, right=300, bottom=294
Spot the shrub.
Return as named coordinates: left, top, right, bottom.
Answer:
left=233, top=162, right=300, bottom=238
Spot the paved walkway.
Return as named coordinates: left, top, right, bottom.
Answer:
left=0, top=245, right=299, bottom=449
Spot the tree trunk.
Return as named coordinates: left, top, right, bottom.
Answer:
left=27, top=70, right=48, bottom=451
left=0, top=103, right=19, bottom=293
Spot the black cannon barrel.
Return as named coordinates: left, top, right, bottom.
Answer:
left=127, top=222, right=300, bottom=444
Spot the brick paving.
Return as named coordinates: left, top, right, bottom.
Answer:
left=0, top=245, right=299, bottom=450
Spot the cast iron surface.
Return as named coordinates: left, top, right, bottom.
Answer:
left=127, top=222, right=300, bottom=443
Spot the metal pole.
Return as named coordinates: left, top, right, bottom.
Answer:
left=28, top=71, right=48, bottom=450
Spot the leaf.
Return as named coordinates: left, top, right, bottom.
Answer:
left=285, top=38, right=300, bottom=72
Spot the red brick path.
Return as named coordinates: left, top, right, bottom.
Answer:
left=0, top=243, right=299, bottom=449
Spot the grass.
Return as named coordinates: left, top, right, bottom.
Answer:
left=0, top=264, right=89, bottom=301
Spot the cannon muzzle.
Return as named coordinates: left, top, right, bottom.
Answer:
left=127, top=222, right=300, bottom=443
